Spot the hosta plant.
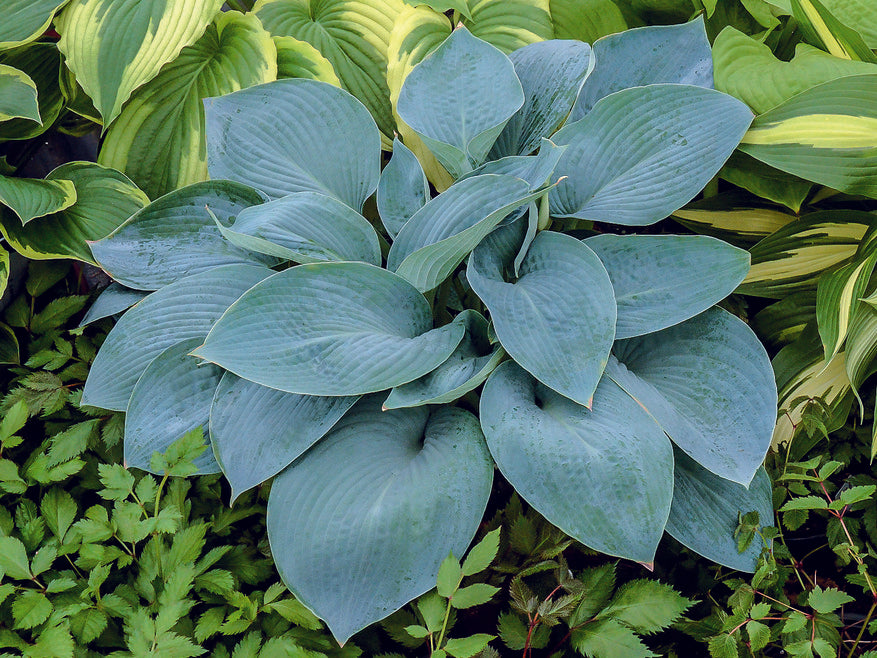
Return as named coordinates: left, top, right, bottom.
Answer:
left=82, top=20, right=778, bottom=642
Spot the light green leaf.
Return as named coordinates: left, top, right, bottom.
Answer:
left=0, top=0, right=70, bottom=49
left=377, top=136, right=430, bottom=238
left=403, top=0, right=470, bottom=17
left=480, top=362, right=673, bottom=563
left=450, top=584, right=500, bottom=609
left=0, top=174, right=76, bottom=225
left=205, top=78, right=380, bottom=210
left=463, top=0, right=553, bottom=54
left=550, top=0, right=627, bottom=44
left=0, top=400, right=27, bottom=441
left=194, top=262, right=465, bottom=396
left=461, top=527, right=501, bottom=576
left=0, top=536, right=31, bottom=579
left=571, top=618, right=657, bottom=658
left=444, top=634, right=495, bottom=657
left=807, top=585, right=854, bottom=613
left=266, top=398, right=493, bottom=643
left=718, top=152, right=813, bottom=213
left=437, top=553, right=463, bottom=597
left=600, top=580, right=692, bottom=634
left=816, top=249, right=877, bottom=360
left=418, top=591, right=446, bottom=632
left=0, top=64, right=40, bottom=123
left=79, top=283, right=147, bottom=327
left=209, top=373, right=356, bottom=501
left=98, top=11, right=277, bottom=199
left=0, top=44, right=65, bottom=141
left=274, top=35, right=341, bottom=85
left=56, top=0, right=223, bottom=127
left=12, top=591, right=52, bottom=629
left=40, top=489, right=77, bottom=542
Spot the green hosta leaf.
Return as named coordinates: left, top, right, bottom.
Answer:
left=600, top=580, right=692, bottom=634
left=846, top=302, right=877, bottom=392
left=79, top=283, right=147, bottom=327
left=403, top=0, right=470, bottom=16
left=217, top=191, right=381, bottom=265
left=266, top=397, right=493, bottom=643
left=550, top=0, right=627, bottom=44
left=0, top=536, right=31, bottom=579
left=718, top=153, right=813, bottom=213
left=607, top=307, right=776, bottom=485
left=254, top=0, right=405, bottom=141
left=0, top=323, right=18, bottom=365
left=0, top=0, right=70, bottom=49
left=56, top=0, right=223, bottom=127
left=397, top=27, right=524, bottom=178
left=490, top=40, right=593, bottom=159
left=0, top=175, right=76, bottom=225
left=383, top=310, right=504, bottom=409
left=82, top=264, right=272, bottom=411
left=552, top=85, right=752, bottom=226
left=0, top=247, right=8, bottom=302
left=738, top=75, right=877, bottom=198
left=584, top=234, right=750, bottom=339
left=665, top=449, right=773, bottom=572
left=754, top=291, right=816, bottom=346
left=194, top=262, right=465, bottom=396
left=816, top=250, right=877, bottom=360
left=90, top=180, right=274, bottom=290
left=274, top=35, right=341, bottom=85
left=377, top=136, right=429, bottom=238
left=0, top=162, right=148, bottom=264
left=469, top=228, right=616, bottom=407
left=0, top=65, right=40, bottom=123
left=205, top=78, right=380, bottom=209
left=570, top=17, right=713, bottom=122
left=480, top=361, right=673, bottom=562
left=209, top=373, right=356, bottom=501
left=766, top=0, right=877, bottom=48
left=98, top=11, right=277, bottom=199
left=791, top=0, right=877, bottom=63
left=463, top=0, right=553, bottom=54
left=0, top=44, right=65, bottom=141
left=125, top=339, right=222, bottom=474
left=571, top=618, right=657, bottom=658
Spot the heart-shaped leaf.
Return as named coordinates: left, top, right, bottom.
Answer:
left=463, top=0, right=553, bottom=54
left=550, top=0, right=627, bottom=44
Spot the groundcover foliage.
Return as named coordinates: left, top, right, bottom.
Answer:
left=75, top=18, right=780, bottom=641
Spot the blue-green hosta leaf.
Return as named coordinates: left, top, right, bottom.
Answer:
left=396, top=27, right=524, bottom=178
left=0, top=65, right=40, bottom=123
left=377, top=136, right=429, bottom=239
left=90, top=180, right=275, bottom=290
left=209, top=374, right=357, bottom=501
left=550, top=0, right=628, bottom=44
left=79, top=284, right=148, bottom=327
left=570, top=17, right=713, bottom=122
left=606, top=307, right=776, bottom=485
left=0, top=0, right=70, bottom=49
left=218, top=191, right=381, bottom=265
left=205, top=78, right=380, bottom=209
left=274, top=36, right=342, bottom=86
left=738, top=74, right=877, bottom=199
left=193, top=262, right=465, bottom=396
left=468, top=228, right=616, bottom=407
left=666, top=450, right=773, bottom=572
left=387, top=174, right=548, bottom=292
left=82, top=264, right=272, bottom=411
left=0, top=174, right=76, bottom=225
left=125, top=339, right=222, bottom=474
left=490, top=40, right=593, bottom=158
left=551, top=84, right=753, bottom=226
left=462, top=139, right=566, bottom=188
left=463, top=0, right=553, bottom=54
left=56, top=0, right=223, bottom=127
left=584, top=234, right=750, bottom=339
left=267, top=397, right=493, bottom=642
left=0, top=45, right=65, bottom=141
left=98, top=11, right=278, bottom=200
left=480, top=361, right=674, bottom=563
left=383, top=310, right=505, bottom=409
left=0, top=163, right=149, bottom=264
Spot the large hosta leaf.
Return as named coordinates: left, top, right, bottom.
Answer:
left=194, top=262, right=465, bottom=396
left=90, top=180, right=274, bottom=290
left=584, top=234, right=750, bottom=339
left=816, top=249, right=877, bottom=361
left=463, top=0, right=553, bottom=54
left=205, top=79, right=380, bottom=210
left=666, top=450, right=773, bottom=572
left=0, top=175, right=76, bottom=225
left=569, top=17, right=713, bottom=122
left=82, top=264, right=272, bottom=412
left=846, top=303, right=877, bottom=393
left=79, top=283, right=147, bottom=327
left=125, top=339, right=222, bottom=474
left=551, top=84, right=753, bottom=226
left=766, top=0, right=877, bottom=48
left=550, top=0, right=627, bottom=44
left=98, top=11, right=277, bottom=200
left=0, top=65, right=40, bottom=123
left=480, top=362, right=674, bottom=563
left=396, top=27, right=524, bottom=178
left=377, top=136, right=429, bottom=239
left=468, top=228, right=616, bottom=407
left=0, top=0, right=70, bottom=49
left=274, top=35, right=341, bottom=85
left=210, top=374, right=356, bottom=500
left=56, top=0, right=222, bottom=127
left=267, top=398, right=493, bottom=642
left=0, top=45, right=64, bottom=141
left=0, top=163, right=148, bottom=264
left=606, top=307, right=776, bottom=485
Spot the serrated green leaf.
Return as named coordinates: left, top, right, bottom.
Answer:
left=417, top=591, right=446, bottom=633
left=807, top=585, right=854, bottom=613
left=451, top=584, right=499, bottom=609
left=571, top=618, right=657, bottom=658
left=12, top=590, right=52, bottom=629
left=443, top=634, right=494, bottom=658
left=461, top=527, right=501, bottom=576
left=437, top=553, right=463, bottom=598
left=600, top=580, right=692, bottom=634
left=0, top=536, right=31, bottom=579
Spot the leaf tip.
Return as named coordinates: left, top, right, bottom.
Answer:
left=638, top=561, right=654, bottom=572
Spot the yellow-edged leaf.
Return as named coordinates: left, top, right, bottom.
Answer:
left=0, top=175, right=77, bottom=225
left=274, top=36, right=341, bottom=85
left=0, top=0, right=70, bottom=50
left=463, top=0, right=553, bottom=54
left=815, top=250, right=877, bottom=360
left=0, top=64, right=40, bottom=123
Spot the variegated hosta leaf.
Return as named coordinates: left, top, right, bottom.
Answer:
left=739, top=211, right=874, bottom=298
left=468, top=226, right=616, bottom=407
left=56, top=0, right=223, bottom=127
left=274, top=35, right=341, bottom=86
left=765, top=0, right=877, bottom=48
left=205, top=79, right=380, bottom=210
left=463, top=0, right=553, bottom=54
left=253, top=0, right=405, bottom=141
left=0, top=65, right=40, bottom=123
left=551, top=84, right=753, bottom=226
left=549, top=0, right=627, bottom=44
left=739, top=74, right=877, bottom=198
left=377, top=136, right=429, bottom=238
left=0, top=0, right=70, bottom=49
left=210, top=374, right=357, bottom=501
left=816, top=249, right=877, bottom=360
left=480, top=361, right=674, bottom=563
left=98, top=11, right=277, bottom=200
left=569, top=17, right=713, bottom=122
left=0, top=249, right=9, bottom=303
left=79, top=283, right=147, bottom=327
left=584, top=234, right=750, bottom=339
left=607, top=307, right=776, bottom=485
left=267, top=398, right=493, bottom=643
left=193, top=262, right=466, bottom=396
left=713, top=27, right=877, bottom=115
left=125, top=339, right=222, bottom=475
left=845, top=303, right=877, bottom=394
left=0, top=163, right=148, bottom=264
left=666, top=450, right=773, bottom=572
left=82, top=264, right=272, bottom=412
left=90, top=180, right=275, bottom=290
left=718, top=152, right=813, bottom=214
left=0, top=174, right=76, bottom=225
left=753, top=291, right=817, bottom=347
left=671, top=193, right=798, bottom=245
left=791, top=0, right=877, bottom=63
left=397, top=27, right=524, bottom=178
left=0, top=44, right=64, bottom=141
